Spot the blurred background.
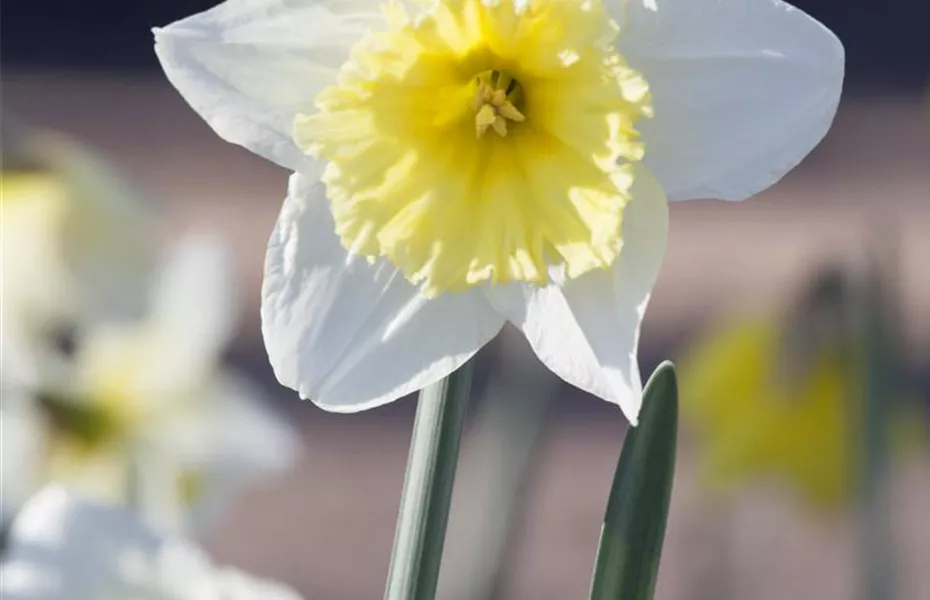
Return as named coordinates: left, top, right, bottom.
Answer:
left=2, top=1, right=929, bottom=599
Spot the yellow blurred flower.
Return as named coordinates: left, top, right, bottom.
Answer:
left=680, top=317, right=854, bottom=508
left=680, top=276, right=925, bottom=509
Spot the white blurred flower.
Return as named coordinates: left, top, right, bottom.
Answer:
left=1, top=235, right=300, bottom=529
left=0, top=486, right=304, bottom=600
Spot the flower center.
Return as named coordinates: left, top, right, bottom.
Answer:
left=295, top=0, right=653, bottom=296
left=38, top=392, right=122, bottom=450
left=473, top=70, right=526, bottom=138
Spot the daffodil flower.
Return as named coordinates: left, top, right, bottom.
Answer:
left=679, top=273, right=925, bottom=509
left=155, top=0, right=844, bottom=421
left=0, top=486, right=304, bottom=600
left=679, top=316, right=855, bottom=508
left=0, top=236, right=300, bottom=528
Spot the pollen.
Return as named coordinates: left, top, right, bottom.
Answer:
left=294, top=0, right=653, bottom=296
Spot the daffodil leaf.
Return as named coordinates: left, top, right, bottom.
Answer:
left=589, top=361, right=678, bottom=600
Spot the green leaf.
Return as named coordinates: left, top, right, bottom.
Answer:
left=589, top=361, right=679, bottom=600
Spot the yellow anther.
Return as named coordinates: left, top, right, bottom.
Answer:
left=473, top=71, right=526, bottom=138
left=497, top=101, right=525, bottom=123
left=491, top=115, right=508, bottom=137
left=475, top=104, right=498, bottom=137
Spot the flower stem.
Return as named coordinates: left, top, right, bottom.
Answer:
left=859, top=251, right=896, bottom=600
left=384, top=360, right=474, bottom=600
left=438, top=337, right=556, bottom=600
left=128, top=440, right=184, bottom=535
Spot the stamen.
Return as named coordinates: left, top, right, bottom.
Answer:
left=475, top=104, right=498, bottom=137
left=491, top=116, right=508, bottom=137
left=497, top=102, right=525, bottom=122
left=473, top=70, right=525, bottom=138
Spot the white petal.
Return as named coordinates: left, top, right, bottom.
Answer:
left=0, top=487, right=305, bottom=600
left=1, top=134, right=154, bottom=330
left=151, top=232, right=238, bottom=361
left=615, top=0, right=844, bottom=201
left=261, top=173, right=505, bottom=412
left=0, top=400, right=47, bottom=524
left=154, top=0, right=383, bottom=173
left=35, top=134, right=154, bottom=319
left=0, top=170, right=81, bottom=331
left=75, top=233, right=237, bottom=413
left=155, top=541, right=304, bottom=600
left=484, top=165, right=669, bottom=423
left=179, top=369, right=302, bottom=529
left=0, top=486, right=159, bottom=600
left=210, top=370, right=301, bottom=474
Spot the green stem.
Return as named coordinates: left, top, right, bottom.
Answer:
left=438, top=342, right=556, bottom=600
left=860, top=259, right=895, bottom=600
left=127, top=440, right=184, bottom=535
left=384, top=360, right=474, bottom=600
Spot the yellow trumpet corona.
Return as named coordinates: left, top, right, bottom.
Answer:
left=295, top=0, right=652, bottom=295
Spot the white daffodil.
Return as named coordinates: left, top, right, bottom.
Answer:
left=0, top=486, right=304, bottom=600
left=1, top=133, right=154, bottom=390
left=155, top=0, right=844, bottom=421
left=0, top=235, right=300, bottom=529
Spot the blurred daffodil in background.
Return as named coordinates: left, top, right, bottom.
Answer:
left=155, top=0, right=844, bottom=421
left=0, top=486, right=304, bottom=600
left=1, top=235, right=300, bottom=529
left=679, top=270, right=925, bottom=509
left=1, top=128, right=300, bottom=530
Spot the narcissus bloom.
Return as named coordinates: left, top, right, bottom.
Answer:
left=155, top=0, right=844, bottom=421
left=680, top=316, right=856, bottom=508
left=0, top=486, right=304, bottom=600
left=0, top=236, right=299, bottom=528
left=679, top=273, right=926, bottom=509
